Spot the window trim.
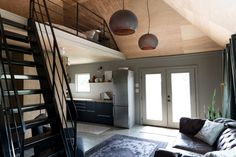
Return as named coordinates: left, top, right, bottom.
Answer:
left=75, top=73, right=91, bottom=93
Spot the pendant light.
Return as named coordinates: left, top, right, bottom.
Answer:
left=109, top=0, right=138, bottom=35
left=138, top=0, right=158, bottom=50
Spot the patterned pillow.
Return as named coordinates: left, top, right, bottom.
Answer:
left=204, top=148, right=236, bottom=157
left=194, top=120, right=225, bottom=145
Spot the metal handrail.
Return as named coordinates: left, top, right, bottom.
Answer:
left=30, top=0, right=78, bottom=156
left=34, top=0, right=119, bottom=50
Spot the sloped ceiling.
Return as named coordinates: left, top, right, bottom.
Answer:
left=78, top=0, right=222, bottom=59
left=163, top=0, right=236, bottom=47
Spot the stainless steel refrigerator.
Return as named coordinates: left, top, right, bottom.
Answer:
left=113, top=70, right=135, bottom=128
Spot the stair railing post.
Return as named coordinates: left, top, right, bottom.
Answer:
left=29, top=0, right=35, bottom=19
left=41, top=0, right=77, bottom=156
left=52, top=41, right=56, bottom=97
left=76, top=2, right=79, bottom=36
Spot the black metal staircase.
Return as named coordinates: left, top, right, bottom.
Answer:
left=0, top=0, right=78, bottom=157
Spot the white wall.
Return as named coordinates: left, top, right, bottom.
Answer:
left=68, top=51, right=223, bottom=124
left=70, top=82, right=113, bottom=100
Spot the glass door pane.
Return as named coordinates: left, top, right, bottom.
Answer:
left=145, top=74, right=162, bottom=121
left=170, top=72, right=192, bottom=123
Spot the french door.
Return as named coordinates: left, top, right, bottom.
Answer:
left=141, top=67, right=197, bottom=128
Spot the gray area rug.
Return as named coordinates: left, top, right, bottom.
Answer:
left=85, top=134, right=167, bottom=157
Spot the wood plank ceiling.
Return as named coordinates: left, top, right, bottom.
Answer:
left=164, top=0, right=236, bottom=47
left=76, top=0, right=222, bottom=59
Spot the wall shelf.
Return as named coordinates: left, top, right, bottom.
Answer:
left=89, top=81, right=112, bottom=84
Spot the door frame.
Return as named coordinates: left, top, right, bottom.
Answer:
left=141, top=68, right=168, bottom=127
left=166, top=67, right=197, bottom=128
left=140, top=66, right=198, bottom=128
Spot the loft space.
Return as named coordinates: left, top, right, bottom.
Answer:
left=1, top=0, right=236, bottom=65
left=79, top=0, right=233, bottom=58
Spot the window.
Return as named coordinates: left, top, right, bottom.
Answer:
left=75, top=73, right=90, bottom=92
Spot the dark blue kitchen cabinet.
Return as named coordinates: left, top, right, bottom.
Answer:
left=95, top=102, right=113, bottom=125
left=67, top=100, right=113, bottom=125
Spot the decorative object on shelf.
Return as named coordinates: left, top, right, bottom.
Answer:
left=109, top=0, right=138, bottom=35
left=207, top=88, right=222, bottom=121
left=96, top=66, right=104, bottom=79
left=104, top=71, right=112, bottom=82
left=138, top=0, right=158, bottom=50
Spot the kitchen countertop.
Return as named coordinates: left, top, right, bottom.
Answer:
left=66, top=97, right=113, bottom=103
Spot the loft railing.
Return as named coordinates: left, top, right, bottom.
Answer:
left=30, top=0, right=78, bottom=156
left=32, top=0, right=119, bottom=51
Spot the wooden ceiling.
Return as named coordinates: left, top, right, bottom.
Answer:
left=76, top=0, right=222, bottom=59
left=164, top=0, right=236, bottom=47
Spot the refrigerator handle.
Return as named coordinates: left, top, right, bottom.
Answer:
left=113, top=95, right=115, bottom=105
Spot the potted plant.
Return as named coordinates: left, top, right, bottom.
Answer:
left=207, top=88, right=222, bottom=121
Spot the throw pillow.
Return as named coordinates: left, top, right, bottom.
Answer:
left=204, top=148, right=236, bottom=157
left=194, top=120, right=225, bottom=145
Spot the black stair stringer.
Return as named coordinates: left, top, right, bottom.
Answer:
left=27, top=18, right=71, bottom=157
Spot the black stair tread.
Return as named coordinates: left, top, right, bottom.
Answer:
left=7, top=103, right=46, bottom=113
left=2, top=18, right=27, bottom=30
left=24, top=133, right=58, bottom=151
left=1, top=44, right=32, bottom=55
left=11, top=117, right=51, bottom=131
left=2, top=58, right=40, bottom=67
left=40, top=149, right=65, bottom=157
left=4, top=30, right=29, bottom=43
left=1, top=74, right=44, bottom=80
left=25, top=117, right=51, bottom=129
left=18, top=132, right=59, bottom=151
left=4, top=89, right=47, bottom=96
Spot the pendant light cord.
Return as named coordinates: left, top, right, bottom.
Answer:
left=123, top=0, right=125, bottom=10
left=147, top=0, right=150, bottom=34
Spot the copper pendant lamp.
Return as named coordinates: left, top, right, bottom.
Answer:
left=109, top=0, right=138, bottom=35
left=138, top=0, right=158, bottom=50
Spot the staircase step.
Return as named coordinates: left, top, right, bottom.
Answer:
left=11, top=117, right=51, bottom=131
left=2, top=58, right=40, bottom=67
left=4, top=89, right=46, bottom=96
left=25, top=133, right=58, bottom=150
left=15, top=132, right=59, bottom=152
left=25, top=117, right=50, bottom=129
left=2, top=44, right=32, bottom=55
left=41, top=149, right=65, bottom=157
left=7, top=103, right=46, bottom=113
left=4, top=30, right=30, bottom=43
left=1, top=74, right=44, bottom=80
left=2, top=18, right=28, bottom=30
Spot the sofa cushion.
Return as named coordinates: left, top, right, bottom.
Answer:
left=179, top=117, right=205, bottom=135
left=204, top=148, right=236, bottom=157
left=173, top=133, right=214, bottom=154
left=214, top=118, right=235, bottom=124
left=154, top=149, right=181, bottom=157
left=216, top=127, right=236, bottom=150
left=194, top=120, right=225, bottom=146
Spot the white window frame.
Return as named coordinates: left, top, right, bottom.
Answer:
left=75, top=73, right=90, bottom=92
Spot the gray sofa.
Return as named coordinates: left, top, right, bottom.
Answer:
left=155, top=117, right=236, bottom=157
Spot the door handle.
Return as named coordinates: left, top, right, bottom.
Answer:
left=167, top=95, right=171, bottom=102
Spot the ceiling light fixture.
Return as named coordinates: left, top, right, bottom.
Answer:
left=138, top=0, right=158, bottom=50
left=109, top=0, right=138, bottom=35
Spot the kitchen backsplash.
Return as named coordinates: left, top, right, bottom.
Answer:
left=69, top=82, right=113, bottom=99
